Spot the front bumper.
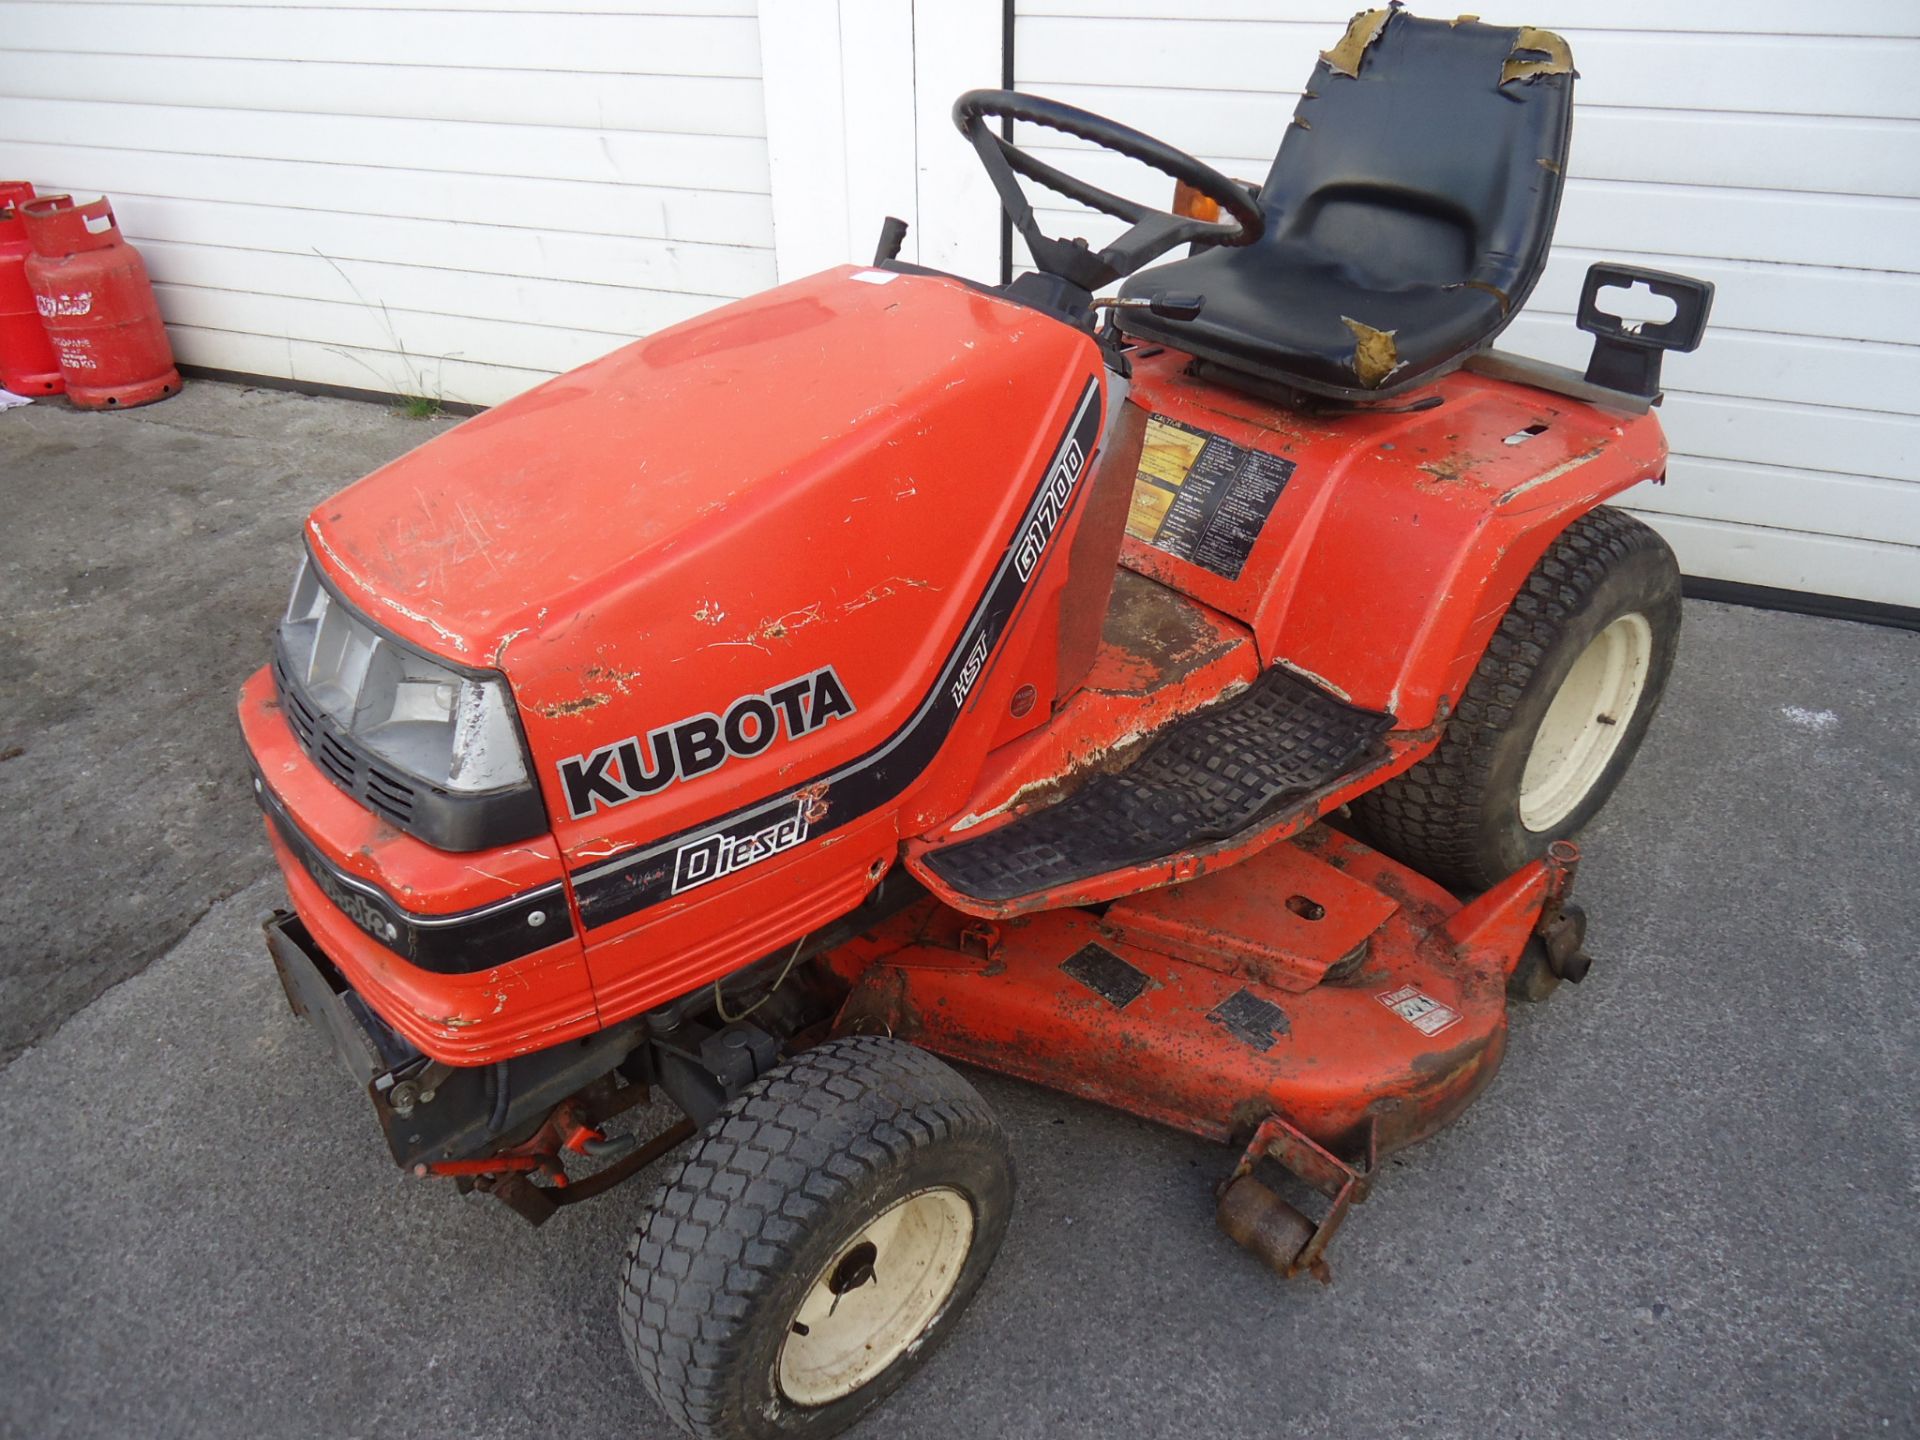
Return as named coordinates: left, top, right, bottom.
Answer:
left=264, top=908, right=645, bottom=1169
left=265, top=906, right=417, bottom=1089
left=239, top=665, right=602, bottom=1065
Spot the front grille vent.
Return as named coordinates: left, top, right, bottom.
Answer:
left=273, top=651, right=424, bottom=825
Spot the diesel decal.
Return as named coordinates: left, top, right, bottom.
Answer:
left=557, top=666, right=856, bottom=819
left=1014, top=435, right=1087, bottom=581
left=671, top=798, right=811, bottom=895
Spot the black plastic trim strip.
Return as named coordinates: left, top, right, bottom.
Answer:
left=1682, top=576, right=1919, bottom=634
left=569, top=374, right=1104, bottom=930
left=251, top=764, right=573, bottom=975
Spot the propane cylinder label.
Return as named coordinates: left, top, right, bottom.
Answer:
left=36, top=291, right=92, bottom=318
left=51, top=337, right=97, bottom=370
left=1377, top=984, right=1461, bottom=1037
left=1126, top=414, right=1294, bottom=581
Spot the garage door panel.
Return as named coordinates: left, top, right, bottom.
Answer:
left=1503, top=315, right=1919, bottom=418
left=1623, top=464, right=1920, bottom=550
left=1658, top=398, right=1920, bottom=489
left=151, top=284, right=641, bottom=382
left=1016, top=18, right=1920, bottom=119
left=3, top=4, right=763, bottom=77
left=1021, top=1, right=1920, bottom=36
left=136, top=0, right=754, bottom=13
left=0, top=100, right=771, bottom=196
left=1021, top=91, right=1920, bottom=202
left=166, top=327, right=556, bottom=409
left=143, top=243, right=744, bottom=341
left=6, top=144, right=774, bottom=250
left=4, top=53, right=769, bottom=138
left=120, top=200, right=773, bottom=300
left=1531, top=252, right=1920, bottom=348
left=1026, top=153, right=1920, bottom=273
left=1554, top=186, right=1920, bottom=274
left=1, top=0, right=772, bottom=408
left=1629, top=513, right=1920, bottom=608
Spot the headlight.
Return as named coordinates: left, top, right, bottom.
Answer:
left=275, top=554, right=545, bottom=849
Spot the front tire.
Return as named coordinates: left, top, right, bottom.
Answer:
left=620, top=1036, right=1014, bottom=1440
left=1349, top=506, right=1680, bottom=892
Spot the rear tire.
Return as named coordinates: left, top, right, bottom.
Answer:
left=619, top=1036, right=1014, bottom=1440
left=1349, top=506, right=1680, bottom=892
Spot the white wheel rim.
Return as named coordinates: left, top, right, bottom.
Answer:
left=1519, top=612, right=1653, bottom=832
left=776, top=1187, right=974, bottom=1407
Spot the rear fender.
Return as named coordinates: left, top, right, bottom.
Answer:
left=1123, top=354, right=1667, bottom=727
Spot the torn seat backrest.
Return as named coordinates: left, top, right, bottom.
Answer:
left=1266, top=9, right=1573, bottom=304
left=1116, top=9, right=1576, bottom=398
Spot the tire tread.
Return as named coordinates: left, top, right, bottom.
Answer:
left=619, top=1037, right=1005, bottom=1439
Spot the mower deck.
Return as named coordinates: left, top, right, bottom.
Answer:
left=830, top=826, right=1567, bottom=1159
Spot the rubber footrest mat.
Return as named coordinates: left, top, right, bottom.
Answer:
left=924, top=668, right=1394, bottom=903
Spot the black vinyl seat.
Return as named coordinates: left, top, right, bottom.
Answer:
left=1118, top=10, right=1574, bottom=401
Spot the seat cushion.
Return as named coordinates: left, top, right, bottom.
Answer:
left=1122, top=244, right=1506, bottom=395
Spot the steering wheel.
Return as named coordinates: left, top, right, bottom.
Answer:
left=953, top=89, right=1264, bottom=292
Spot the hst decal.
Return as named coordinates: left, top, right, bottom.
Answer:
left=556, top=666, right=856, bottom=819
left=949, top=630, right=990, bottom=709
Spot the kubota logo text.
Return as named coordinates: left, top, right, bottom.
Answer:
left=556, top=666, right=856, bottom=819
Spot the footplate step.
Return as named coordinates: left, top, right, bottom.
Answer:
left=923, top=666, right=1393, bottom=905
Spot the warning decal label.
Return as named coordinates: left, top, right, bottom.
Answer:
left=1125, top=414, right=1295, bottom=580
left=1377, top=984, right=1462, bottom=1038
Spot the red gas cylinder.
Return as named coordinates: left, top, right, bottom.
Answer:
left=0, top=181, right=63, bottom=396
left=22, top=194, right=180, bottom=409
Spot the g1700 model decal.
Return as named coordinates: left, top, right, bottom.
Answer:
left=570, top=375, right=1104, bottom=930
left=557, top=666, right=856, bottom=820
left=1014, top=435, right=1087, bottom=581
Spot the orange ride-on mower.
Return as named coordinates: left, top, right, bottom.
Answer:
left=239, top=11, right=1713, bottom=1438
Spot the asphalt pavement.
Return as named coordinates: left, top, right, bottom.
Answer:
left=0, top=382, right=458, bottom=1066
left=2, top=383, right=1916, bottom=1439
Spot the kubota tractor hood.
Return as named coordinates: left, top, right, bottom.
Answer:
left=304, top=267, right=1088, bottom=669
left=305, top=264, right=1103, bottom=885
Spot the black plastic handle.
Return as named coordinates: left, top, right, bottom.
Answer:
left=1577, top=263, right=1715, bottom=399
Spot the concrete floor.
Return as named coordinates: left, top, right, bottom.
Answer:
left=2, top=383, right=1916, bottom=1439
